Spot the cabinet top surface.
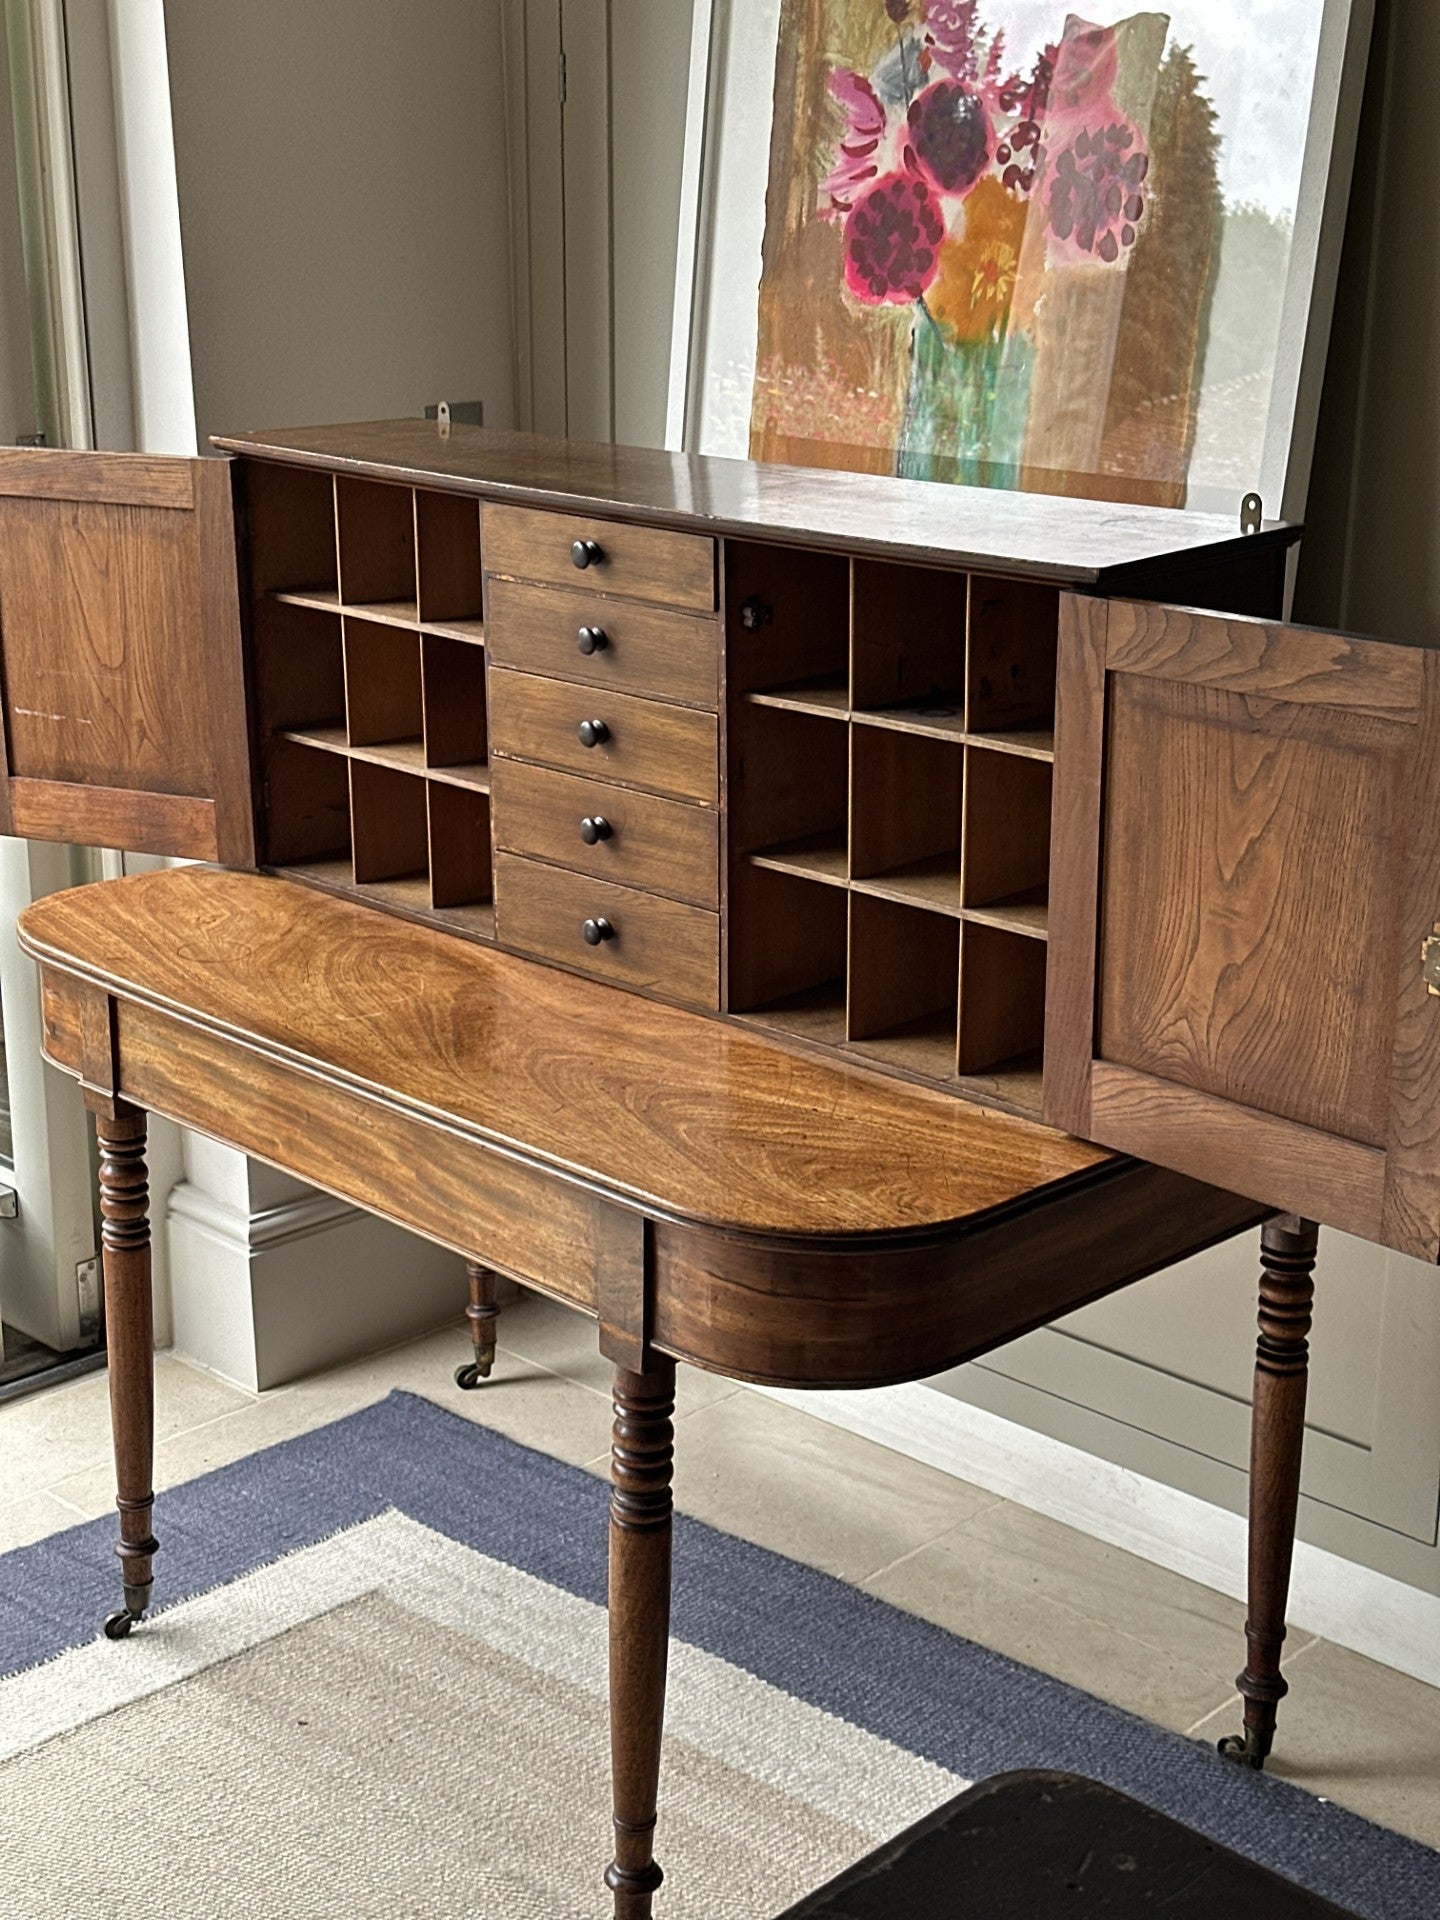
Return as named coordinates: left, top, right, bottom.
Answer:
left=19, top=866, right=1111, bottom=1240
left=214, top=419, right=1299, bottom=586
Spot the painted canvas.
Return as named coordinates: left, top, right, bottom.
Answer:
left=746, top=0, right=1331, bottom=507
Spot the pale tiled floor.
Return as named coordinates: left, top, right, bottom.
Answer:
left=3, top=1290, right=1438, bottom=1849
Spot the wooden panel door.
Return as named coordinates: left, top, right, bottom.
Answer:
left=0, top=450, right=254, bottom=863
left=1046, top=595, right=1440, bottom=1262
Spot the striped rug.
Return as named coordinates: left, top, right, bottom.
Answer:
left=0, top=1390, right=1434, bottom=1918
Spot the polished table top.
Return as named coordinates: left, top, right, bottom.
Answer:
left=19, top=864, right=1111, bottom=1242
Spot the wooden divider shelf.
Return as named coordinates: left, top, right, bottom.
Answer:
left=726, top=542, right=849, bottom=710
left=850, top=725, right=964, bottom=914
left=251, top=471, right=494, bottom=942
left=958, top=922, right=1048, bottom=1108
left=851, top=559, right=968, bottom=734
left=732, top=702, right=849, bottom=886
left=727, top=551, right=1059, bottom=1111
left=848, top=894, right=960, bottom=1079
left=336, top=475, right=418, bottom=624
left=421, top=634, right=488, bottom=778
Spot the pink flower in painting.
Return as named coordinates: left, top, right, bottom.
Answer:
left=821, top=68, right=887, bottom=214
left=907, top=79, right=991, bottom=196
left=923, top=0, right=980, bottom=81
left=1047, top=122, right=1148, bottom=261
left=1049, top=24, right=1119, bottom=115
left=843, top=171, right=944, bottom=304
left=1038, top=24, right=1149, bottom=263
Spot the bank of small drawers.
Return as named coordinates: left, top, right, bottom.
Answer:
left=484, top=506, right=721, bottom=1008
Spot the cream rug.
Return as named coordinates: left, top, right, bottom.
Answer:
left=0, top=1512, right=956, bottom=1919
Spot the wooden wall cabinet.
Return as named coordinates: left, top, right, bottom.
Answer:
left=0, top=420, right=1432, bottom=1265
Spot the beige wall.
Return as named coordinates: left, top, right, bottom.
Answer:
left=611, top=0, right=695, bottom=447
left=162, top=0, right=517, bottom=446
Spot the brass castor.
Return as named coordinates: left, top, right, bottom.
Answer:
left=1217, top=1730, right=1267, bottom=1771
left=454, top=1360, right=492, bottom=1391
left=103, top=1607, right=141, bottom=1640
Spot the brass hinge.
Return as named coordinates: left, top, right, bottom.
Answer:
left=1424, top=925, right=1440, bottom=996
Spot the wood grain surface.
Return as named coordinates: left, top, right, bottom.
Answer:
left=0, top=447, right=193, bottom=509
left=1042, top=593, right=1109, bottom=1136
left=110, top=993, right=623, bottom=1311
left=0, top=448, right=253, bottom=863
left=650, top=1162, right=1266, bottom=1387
left=1098, top=673, right=1407, bottom=1145
left=0, top=495, right=213, bottom=792
left=19, top=865, right=1112, bottom=1239
left=214, top=419, right=1300, bottom=586
left=1088, top=1062, right=1384, bottom=1244
left=1379, top=648, right=1440, bottom=1258
left=1106, top=600, right=1422, bottom=720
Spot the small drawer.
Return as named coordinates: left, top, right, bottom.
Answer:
left=486, top=576, right=719, bottom=707
left=489, top=668, right=719, bottom=805
left=495, top=853, right=720, bottom=1008
left=484, top=504, right=716, bottom=611
left=492, top=759, right=718, bottom=907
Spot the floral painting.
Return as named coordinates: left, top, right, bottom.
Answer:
left=748, top=0, right=1319, bottom=507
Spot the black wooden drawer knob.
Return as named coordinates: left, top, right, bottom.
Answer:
left=577, top=624, right=609, bottom=655
left=579, top=815, right=613, bottom=845
left=582, top=916, right=615, bottom=946
left=577, top=718, right=610, bottom=748
left=571, top=538, right=604, bottom=570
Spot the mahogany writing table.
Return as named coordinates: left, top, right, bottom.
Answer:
left=19, top=864, right=1263, bottom=1915
left=2, top=421, right=1436, bottom=1913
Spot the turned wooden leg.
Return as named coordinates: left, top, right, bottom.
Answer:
left=97, top=1104, right=156, bottom=1641
left=605, top=1358, right=676, bottom=1919
left=454, top=1261, right=500, bottom=1390
left=1219, top=1214, right=1318, bottom=1769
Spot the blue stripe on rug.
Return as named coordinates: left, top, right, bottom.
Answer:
left=1, top=1388, right=1434, bottom=1918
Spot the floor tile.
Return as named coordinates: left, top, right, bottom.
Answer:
left=0, top=1490, right=84, bottom=1554
left=47, top=1332, right=615, bottom=1520
left=955, top=1498, right=1250, bottom=1677
left=1191, top=1643, right=1440, bottom=1849
left=0, top=1353, right=253, bottom=1498
left=657, top=1388, right=998, bottom=1584
left=494, top=1291, right=740, bottom=1416
left=863, top=1523, right=1241, bottom=1734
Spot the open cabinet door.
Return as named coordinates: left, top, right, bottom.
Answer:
left=1046, top=595, right=1440, bottom=1263
left=0, top=450, right=254, bottom=865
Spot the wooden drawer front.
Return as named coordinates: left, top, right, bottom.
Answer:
left=486, top=576, right=719, bottom=706
left=495, top=853, right=720, bottom=1007
left=489, top=667, right=719, bottom=804
left=492, top=760, right=718, bottom=907
left=484, top=504, right=715, bottom=611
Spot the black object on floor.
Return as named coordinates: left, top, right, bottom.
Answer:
left=776, top=1770, right=1359, bottom=1917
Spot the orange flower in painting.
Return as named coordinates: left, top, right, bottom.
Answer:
left=928, top=175, right=1027, bottom=343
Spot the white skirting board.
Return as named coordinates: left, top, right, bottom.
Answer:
left=167, top=1175, right=466, bottom=1392
left=756, top=1381, right=1440, bottom=1692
